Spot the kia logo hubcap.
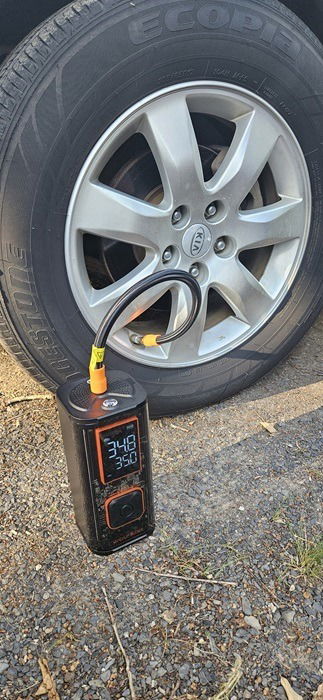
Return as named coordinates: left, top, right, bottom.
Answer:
left=182, top=223, right=212, bottom=258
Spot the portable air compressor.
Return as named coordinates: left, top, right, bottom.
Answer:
left=56, top=270, right=201, bottom=556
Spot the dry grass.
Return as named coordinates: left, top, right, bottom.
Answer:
left=211, top=654, right=243, bottom=699
left=307, top=468, right=323, bottom=482
left=288, top=529, right=323, bottom=581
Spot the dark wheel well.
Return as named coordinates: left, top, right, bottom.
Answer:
left=0, top=0, right=322, bottom=67
left=0, top=0, right=68, bottom=64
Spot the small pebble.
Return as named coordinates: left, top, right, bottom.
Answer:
left=241, top=596, right=252, bottom=616
left=282, top=610, right=295, bottom=624
left=179, top=663, right=190, bottom=679
left=244, top=616, right=262, bottom=631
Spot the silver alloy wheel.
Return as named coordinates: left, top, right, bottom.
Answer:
left=65, top=82, right=311, bottom=367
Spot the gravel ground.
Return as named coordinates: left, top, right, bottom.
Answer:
left=0, top=316, right=322, bottom=700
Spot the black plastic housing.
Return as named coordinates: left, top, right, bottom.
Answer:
left=56, top=370, right=155, bottom=555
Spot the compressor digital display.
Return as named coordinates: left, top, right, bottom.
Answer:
left=96, top=416, right=141, bottom=484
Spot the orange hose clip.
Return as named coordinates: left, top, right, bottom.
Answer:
left=89, top=366, right=108, bottom=394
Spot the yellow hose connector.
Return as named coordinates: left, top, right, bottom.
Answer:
left=140, top=334, right=161, bottom=347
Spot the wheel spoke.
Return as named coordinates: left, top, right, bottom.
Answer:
left=167, top=283, right=191, bottom=333
left=72, top=180, right=167, bottom=249
left=142, top=93, right=205, bottom=205
left=88, top=256, right=158, bottom=319
left=212, top=258, right=273, bottom=325
left=110, top=280, right=172, bottom=334
left=208, top=109, right=279, bottom=207
left=166, top=283, right=209, bottom=361
left=234, top=196, right=304, bottom=250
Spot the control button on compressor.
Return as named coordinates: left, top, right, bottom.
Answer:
left=105, top=488, right=144, bottom=529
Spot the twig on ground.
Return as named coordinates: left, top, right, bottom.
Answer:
left=260, top=421, right=277, bottom=435
left=6, top=394, right=53, bottom=406
left=170, top=423, right=189, bottom=433
left=198, top=647, right=231, bottom=667
left=256, top=572, right=281, bottom=602
left=171, top=639, right=231, bottom=667
left=134, top=568, right=236, bottom=586
left=102, top=586, right=136, bottom=700
left=15, top=680, right=39, bottom=696
left=170, top=679, right=181, bottom=698
left=211, top=654, right=243, bottom=699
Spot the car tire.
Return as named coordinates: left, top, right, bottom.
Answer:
left=0, top=0, right=322, bottom=416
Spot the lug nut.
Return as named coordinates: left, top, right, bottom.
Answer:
left=205, top=203, right=217, bottom=218
left=214, top=237, right=226, bottom=252
left=190, top=265, right=199, bottom=278
left=162, top=247, right=172, bottom=263
left=172, top=208, right=182, bottom=224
